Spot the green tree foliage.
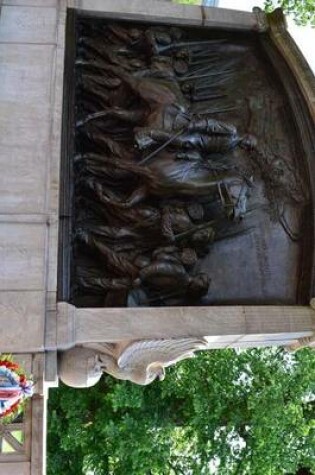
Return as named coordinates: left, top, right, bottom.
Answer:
left=48, top=348, right=315, bottom=475
left=264, top=0, right=315, bottom=26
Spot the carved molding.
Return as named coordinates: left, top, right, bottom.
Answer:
left=56, top=302, right=76, bottom=350
left=65, top=0, right=262, bottom=31
left=287, top=335, right=315, bottom=351
left=252, top=7, right=269, bottom=32
left=56, top=302, right=315, bottom=349
left=266, top=9, right=315, bottom=125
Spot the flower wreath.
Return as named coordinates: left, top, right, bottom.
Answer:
left=0, top=355, right=33, bottom=422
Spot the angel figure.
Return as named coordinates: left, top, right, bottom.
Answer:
left=59, top=338, right=208, bottom=387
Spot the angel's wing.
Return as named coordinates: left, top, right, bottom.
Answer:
left=83, top=342, right=116, bottom=357
left=117, top=338, right=208, bottom=371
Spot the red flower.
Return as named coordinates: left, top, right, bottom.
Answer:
left=0, top=399, right=21, bottom=418
left=10, top=400, right=21, bottom=412
left=0, top=360, right=19, bottom=371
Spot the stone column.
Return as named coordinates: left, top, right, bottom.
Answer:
left=0, top=2, right=61, bottom=355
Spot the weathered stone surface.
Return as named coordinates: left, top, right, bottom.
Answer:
left=0, top=44, right=54, bottom=213
left=46, top=8, right=66, bottom=293
left=0, top=291, right=45, bottom=352
left=203, top=6, right=258, bottom=30
left=2, top=0, right=56, bottom=6
left=0, top=222, right=46, bottom=290
left=31, top=395, right=45, bottom=474
left=0, top=6, right=57, bottom=44
left=0, top=463, right=31, bottom=475
left=56, top=303, right=315, bottom=349
left=68, top=0, right=202, bottom=25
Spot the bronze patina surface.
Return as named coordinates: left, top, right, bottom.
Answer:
left=63, top=18, right=311, bottom=307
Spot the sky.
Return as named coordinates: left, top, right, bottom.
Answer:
left=218, top=0, right=315, bottom=73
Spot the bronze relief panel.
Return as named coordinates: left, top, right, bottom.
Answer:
left=62, top=17, right=311, bottom=308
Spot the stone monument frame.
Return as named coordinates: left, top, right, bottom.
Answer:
left=56, top=4, right=315, bottom=355
left=0, top=1, right=315, bottom=473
